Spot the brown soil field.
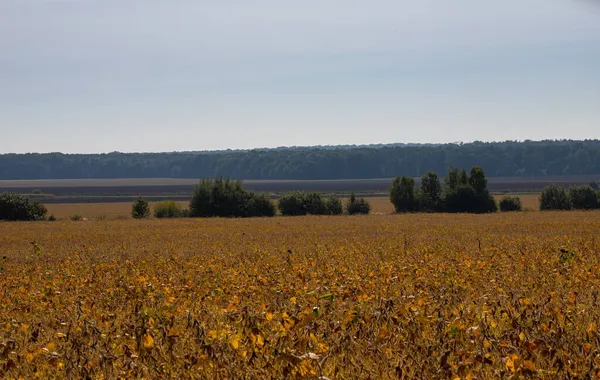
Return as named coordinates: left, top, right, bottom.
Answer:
left=2, top=175, right=598, bottom=197
left=2, top=212, right=600, bottom=377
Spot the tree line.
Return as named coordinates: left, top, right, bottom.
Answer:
left=2, top=175, right=599, bottom=221
left=389, top=167, right=498, bottom=213
left=2, top=140, right=600, bottom=180
left=131, top=178, right=371, bottom=219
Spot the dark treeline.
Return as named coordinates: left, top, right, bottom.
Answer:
left=2, top=140, right=600, bottom=180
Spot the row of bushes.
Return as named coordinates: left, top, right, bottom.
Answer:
left=3, top=176, right=598, bottom=221
left=131, top=178, right=372, bottom=219
left=278, top=192, right=370, bottom=216
left=389, top=167, right=499, bottom=214
left=539, top=184, right=600, bottom=210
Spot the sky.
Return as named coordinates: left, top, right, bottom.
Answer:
left=1, top=0, right=599, bottom=154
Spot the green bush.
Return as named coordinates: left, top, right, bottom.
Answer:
left=189, top=178, right=246, bottom=217
left=246, top=193, right=277, bottom=217
left=0, top=192, right=47, bottom=221
left=278, top=192, right=308, bottom=216
left=302, top=192, right=327, bottom=215
left=131, top=196, right=150, bottom=219
left=442, top=167, right=497, bottom=213
left=390, top=176, right=417, bottom=213
left=419, top=172, right=443, bottom=212
left=154, top=200, right=184, bottom=218
left=568, top=185, right=599, bottom=210
left=48, top=215, right=56, bottom=221
left=346, top=193, right=371, bottom=215
left=445, top=167, right=468, bottom=191
left=324, top=195, right=343, bottom=215
left=70, top=214, right=84, bottom=221
left=277, top=191, right=329, bottom=216
left=539, top=185, right=572, bottom=211
left=189, top=178, right=275, bottom=218
left=443, top=185, right=497, bottom=213
left=499, top=195, right=522, bottom=212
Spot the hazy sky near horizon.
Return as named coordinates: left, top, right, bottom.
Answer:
left=1, top=1, right=600, bottom=154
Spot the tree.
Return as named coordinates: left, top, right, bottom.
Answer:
left=278, top=192, right=308, bottom=216
left=0, top=192, right=47, bottom=221
left=303, top=192, right=327, bottom=215
left=499, top=196, right=522, bottom=212
left=468, top=166, right=488, bottom=194
left=153, top=200, right=185, bottom=218
left=445, top=167, right=468, bottom=191
left=131, top=196, right=150, bottom=219
left=568, top=185, right=599, bottom=210
left=419, top=172, right=442, bottom=211
left=459, top=169, right=469, bottom=186
left=245, top=193, right=277, bottom=217
left=442, top=167, right=497, bottom=213
left=444, top=185, right=478, bottom=213
left=324, top=195, right=343, bottom=215
left=539, top=185, right=572, bottom=211
left=189, top=179, right=213, bottom=217
left=189, top=178, right=275, bottom=217
left=590, top=181, right=599, bottom=191
left=346, top=193, right=371, bottom=215
left=389, top=176, right=417, bottom=212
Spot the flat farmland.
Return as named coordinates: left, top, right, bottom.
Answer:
left=43, top=198, right=398, bottom=220
left=1, top=212, right=600, bottom=378
left=43, top=194, right=540, bottom=220
left=1, top=175, right=598, bottom=199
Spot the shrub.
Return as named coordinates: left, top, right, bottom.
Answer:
left=444, top=185, right=477, bottom=213
left=246, top=193, right=277, bottom=217
left=0, top=192, right=47, bottom=221
left=346, top=193, right=371, bottom=215
left=568, top=185, right=599, bottom=210
left=189, top=178, right=275, bottom=218
left=324, top=195, right=343, bottom=215
left=189, top=178, right=246, bottom=217
left=303, top=192, right=327, bottom=215
left=48, top=215, right=56, bottom=221
left=390, top=176, right=417, bottom=213
left=444, top=185, right=497, bottom=213
left=539, top=185, right=572, bottom=211
left=70, top=214, right=84, bottom=221
left=131, top=196, right=150, bottom=219
left=590, top=181, right=599, bottom=190
left=499, top=195, right=522, bottom=212
left=277, top=191, right=329, bottom=216
left=278, top=192, right=308, bottom=216
left=154, top=200, right=184, bottom=218
left=442, top=167, right=496, bottom=214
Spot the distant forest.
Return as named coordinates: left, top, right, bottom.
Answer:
left=1, top=140, right=600, bottom=180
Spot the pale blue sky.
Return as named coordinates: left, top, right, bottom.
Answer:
left=1, top=0, right=599, bottom=153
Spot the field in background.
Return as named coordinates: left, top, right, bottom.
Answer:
left=1, top=175, right=598, bottom=201
left=44, top=194, right=541, bottom=219
left=1, top=212, right=600, bottom=377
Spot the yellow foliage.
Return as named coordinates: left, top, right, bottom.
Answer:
left=142, top=333, right=154, bottom=349
left=0, top=212, right=599, bottom=378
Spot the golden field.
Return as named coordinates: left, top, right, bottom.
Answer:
left=1, top=211, right=600, bottom=378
